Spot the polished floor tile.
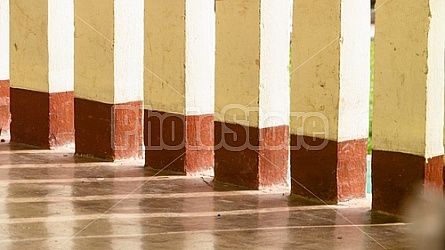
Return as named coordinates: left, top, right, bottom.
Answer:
left=0, top=142, right=415, bottom=249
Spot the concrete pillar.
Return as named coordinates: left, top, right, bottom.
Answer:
left=0, top=0, right=10, bottom=140
left=290, top=0, right=370, bottom=203
left=214, top=0, right=292, bottom=189
left=9, top=0, right=74, bottom=148
left=144, top=0, right=215, bottom=175
left=372, top=0, right=445, bottom=214
left=75, top=0, right=144, bottom=160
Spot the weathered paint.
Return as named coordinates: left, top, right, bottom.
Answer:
left=9, top=0, right=75, bottom=147
left=75, top=99, right=142, bottom=160
left=74, top=1, right=114, bottom=104
left=291, top=0, right=341, bottom=141
left=215, top=0, right=260, bottom=128
left=10, top=89, right=74, bottom=148
left=10, top=0, right=49, bottom=93
left=215, top=0, right=291, bottom=188
left=144, top=1, right=186, bottom=115
left=373, top=0, right=445, bottom=159
left=372, top=0, right=445, bottom=214
left=290, top=0, right=370, bottom=202
left=10, top=0, right=74, bottom=93
left=144, top=1, right=215, bottom=174
left=372, top=151, right=443, bottom=214
left=74, top=0, right=144, bottom=160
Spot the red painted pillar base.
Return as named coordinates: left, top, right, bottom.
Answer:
left=10, top=88, right=74, bottom=148
left=214, top=122, right=288, bottom=189
left=185, top=115, right=214, bottom=174
left=214, top=122, right=259, bottom=188
left=258, top=125, right=289, bottom=188
left=144, top=110, right=185, bottom=172
left=75, top=99, right=142, bottom=160
left=290, top=135, right=367, bottom=203
left=144, top=110, right=214, bottom=175
left=372, top=151, right=443, bottom=215
left=0, top=80, right=10, bottom=139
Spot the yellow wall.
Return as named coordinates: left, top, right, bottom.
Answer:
left=290, top=0, right=341, bottom=141
left=372, top=0, right=429, bottom=155
left=74, top=0, right=114, bottom=104
left=10, top=0, right=49, bottom=92
left=215, top=0, right=260, bottom=127
left=144, top=0, right=186, bottom=115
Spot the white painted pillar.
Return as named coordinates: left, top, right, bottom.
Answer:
left=290, top=0, right=370, bottom=202
left=0, top=0, right=9, bottom=140
left=214, top=0, right=292, bottom=189
left=74, top=0, right=144, bottom=160
left=144, top=0, right=215, bottom=175
left=9, top=0, right=74, bottom=148
left=372, top=0, right=445, bottom=214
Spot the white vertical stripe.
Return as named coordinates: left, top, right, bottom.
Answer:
left=338, top=0, right=370, bottom=141
left=185, top=0, right=215, bottom=116
left=114, top=0, right=144, bottom=104
left=426, top=0, right=445, bottom=159
left=0, top=0, right=9, bottom=80
left=48, top=0, right=74, bottom=92
left=259, top=0, right=292, bottom=129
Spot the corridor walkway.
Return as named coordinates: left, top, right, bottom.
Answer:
left=0, top=142, right=411, bottom=249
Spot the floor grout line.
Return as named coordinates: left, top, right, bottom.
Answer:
left=0, top=176, right=210, bottom=185
left=0, top=223, right=408, bottom=244
left=0, top=190, right=300, bottom=204
left=0, top=205, right=373, bottom=224
left=0, top=162, right=145, bottom=169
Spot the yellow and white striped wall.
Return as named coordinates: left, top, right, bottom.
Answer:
left=74, top=0, right=144, bottom=160
left=144, top=0, right=215, bottom=175
left=9, top=0, right=74, bottom=148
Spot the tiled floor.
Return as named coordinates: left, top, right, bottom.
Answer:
left=0, top=142, right=413, bottom=249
